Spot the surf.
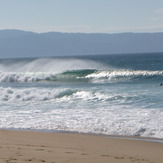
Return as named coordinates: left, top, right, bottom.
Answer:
left=0, top=69, right=163, bottom=83
left=0, top=53, right=163, bottom=139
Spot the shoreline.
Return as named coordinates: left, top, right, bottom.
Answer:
left=1, top=128, right=163, bottom=144
left=0, top=129, right=163, bottom=163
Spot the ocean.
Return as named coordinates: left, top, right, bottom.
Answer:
left=0, top=52, right=163, bottom=138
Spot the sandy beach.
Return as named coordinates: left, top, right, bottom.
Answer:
left=0, top=130, right=162, bottom=163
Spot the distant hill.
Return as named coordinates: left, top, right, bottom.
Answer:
left=0, top=29, right=163, bottom=58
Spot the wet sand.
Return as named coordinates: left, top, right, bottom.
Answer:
left=0, top=130, right=162, bottom=163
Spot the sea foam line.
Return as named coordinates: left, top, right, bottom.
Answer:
left=0, top=107, right=162, bottom=139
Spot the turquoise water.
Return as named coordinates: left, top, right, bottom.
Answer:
left=0, top=52, right=163, bottom=138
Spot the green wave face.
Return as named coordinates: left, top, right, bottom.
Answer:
left=44, top=69, right=97, bottom=83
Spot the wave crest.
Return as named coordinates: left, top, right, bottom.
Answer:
left=0, top=69, right=163, bottom=83
left=85, top=70, right=163, bottom=82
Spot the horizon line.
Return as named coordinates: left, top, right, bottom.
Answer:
left=0, top=28, right=163, bottom=35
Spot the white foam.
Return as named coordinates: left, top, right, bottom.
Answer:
left=0, top=86, right=162, bottom=139
left=0, top=87, right=128, bottom=102
left=0, top=72, right=55, bottom=83
left=0, top=87, right=63, bottom=102
left=86, top=70, right=163, bottom=80
left=0, top=104, right=162, bottom=138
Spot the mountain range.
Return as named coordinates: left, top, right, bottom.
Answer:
left=0, top=29, right=163, bottom=58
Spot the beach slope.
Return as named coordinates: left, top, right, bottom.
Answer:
left=0, top=130, right=162, bottom=163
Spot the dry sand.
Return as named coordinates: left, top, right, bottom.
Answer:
left=0, top=130, right=162, bottom=163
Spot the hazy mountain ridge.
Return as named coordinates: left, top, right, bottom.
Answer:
left=0, top=29, right=163, bottom=58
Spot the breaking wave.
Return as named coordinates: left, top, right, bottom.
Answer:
left=0, top=57, right=162, bottom=83
left=0, top=87, right=136, bottom=102
left=85, top=69, right=163, bottom=83
left=0, top=69, right=163, bottom=83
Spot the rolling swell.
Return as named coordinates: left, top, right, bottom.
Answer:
left=0, top=69, right=163, bottom=83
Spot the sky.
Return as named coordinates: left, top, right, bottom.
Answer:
left=0, top=0, right=163, bottom=34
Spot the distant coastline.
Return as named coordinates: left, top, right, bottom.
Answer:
left=0, top=29, right=163, bottom=58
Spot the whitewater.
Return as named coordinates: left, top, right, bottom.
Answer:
left=0, top=53, right=163, bottom=138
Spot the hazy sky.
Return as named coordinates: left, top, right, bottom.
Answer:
left=0, top=0, right=163, bottom=33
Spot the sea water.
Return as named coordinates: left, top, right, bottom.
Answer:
left=0, top=52, right=163, bottom=138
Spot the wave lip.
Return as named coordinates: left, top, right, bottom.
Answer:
left=86, top=70, right=163, bottom=78
left=85, top=70, right=163, bottom=82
